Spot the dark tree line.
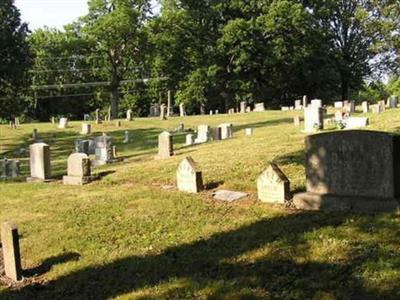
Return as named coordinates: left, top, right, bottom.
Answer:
left=0, top=0, right=399, bottom=121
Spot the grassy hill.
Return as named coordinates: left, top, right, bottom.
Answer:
left=0, top=109, right=400, bottom=299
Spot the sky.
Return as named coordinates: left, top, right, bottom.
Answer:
left=15, top=0, right=160, bottom=31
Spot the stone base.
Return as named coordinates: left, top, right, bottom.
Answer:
left=63, top=176, right=92, bottom=185
left=92, top=158, right=123, bottom=166
left=26, top=177, right=55, bottom=183
left=293, top=192, right=399, bottom=213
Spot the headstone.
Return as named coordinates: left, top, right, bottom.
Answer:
left=311, top=99, right=323, bottom=108
left=342, top=117, right=369, bottom=129
left=177, top=123, right=185, bottom=133
left=254, top=103, right=265, bottom=112
left=302, top=95, right=308, bottom=108
left=215, top=110, right=219, bottom=115
left=32, top=129, right=38, bottom=141
left=211, top=127, right=222, bottom=141
left=213, top=190, right=248, bottom=202
left=335, top=111, right=344, bottom=122
left=334, top=101, right=344, bottom=108
left=51, top=117, right=55, bottom=125
left=240, top=101, right=246, bottom=113
left=83, top=114, right=90, bottom=121
left=209, top=110, right=213, bottom=116
left=344, top=101, right=355, bottom=113
left=257, top=163, right=290, bottom=204
left=88, top=139, right=95, bottom=154
left=293, top=116, right=301, bottom=127
left=1, top=221, right=22, bottom=281
left=281, top=106, right=290, bottom=111
left=362, top=101, right=369, bottom=113
left=371, top=104, right=382, bottom=114
left=123, top=131, right=130, bottom=143
left=75, top=140, right=90, bottom=155
left=378, top=100, right=386, bottom=112
left=186, top=134, right=195, bottom=146
left=195, top=125, right=210, bottom=144
left=126, top=109, right=133, bottom=121
left=58, top=118, right=68, bottom=129
left=94, top=135, right=113, bottom=165
left=63, top=153, right=92, bottom=185
left=14, top=117, right=20, bottom=126
left=245, top=128, right=253, bottom=136
left=157, top=131, right=173, bottom=159
left=293, top=130, right=400, bottom=212
left=294, top=100, right=302, bottom=110
left=160, top=104, right=167, bottom=120
left=0, top=159, right=20, bottom=179
left=167, top=90, right=173, bottom=117
left=95, top=108, right=101, bottom=124
left=388, top=96, right=398, bottom=108
left=28, top=143, right=51, bottom=181
left=304, top=106, right=324, bottom=132
left=107, top=106, right=112, bottom=121
left=81, top=123, right=91, bottom=135
left=246, top=106, right=252, bottom=113
left=218, top=123, right=233, bottom=139
left=115, top=121, right=121, bottom=127
left=179, top=103, right=186, bottom=117
left=176, top=156, right=203, bottom=193
left=112, top=146, right=117, bottom=159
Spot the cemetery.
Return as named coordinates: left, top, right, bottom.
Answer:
left=1, top=0, right=400, bottom=298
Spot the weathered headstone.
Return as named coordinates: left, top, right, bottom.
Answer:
left=51, top=117, right=55, bottom=125
left=302, top=95, right=308, bottom=108
left=293, top=130, right=400, bottom=212
left=14, top=117, right=20, bottom=126
left=126, top=109, right=133, bottom=121
left=362, top=101, right=369, bottom=113
left=177, top=123, right=185, bottom=133
left=378, top=100, right=386, bottom=112
left=218, top=123, right=233, bottom=139
left=387, top=95, right=398, bottom=108
left=157, top=131, right=173, bottom=159
left=0, top=159, right=20, bottom=179
left=115, top=121, right=121, bottom=127
left=294, top=100, right=302, bottom=110
left=75, top=139, right=90, bottom=155
left=211, top=127, right=222, bottom=141
left=334, top=101, right=344, bottom=108
left=123, top=131, right=130, bottom=144
left=95, top=108, right=101, bottom=124
left=209, top=110, right=213, bottom=116
left=335, top=111, right=344, bottom=122
left=246, top=106, right=252, bottom=113
left=176, top=156, right=203, bottom=193
left=160, top=104, right=167, bottom=120
left=257, top=163, right=290, bottom=204
left=293, top=116, right=301, bottom=127
left=371, top=104, right=382, bottom=114
left=240, top=101, right=246, bottom=113
left=58, top=118, right=68, bottom=129
left=179, top=103, right=186, bottom=117
left=94, top=135, right=113, bottom=165
left=254, top=103, right=265, bottom=112
left=81, top=123, right=91, bottom=135
left=1, top=221, right=22, bottom=281
left=311, top=99, right=323, bottom=108
left=195, top=125, right=210, bottom=144
left=342, top=117, right=369, bottom=129
left=27, top=143, right=51, bottom=181
left=63, top=153, right=92, bottom=185
left=304, top=106, right=324, bottom=133
left=344, top=101, right=355, bottom=114
left=245, top=128, right=253, bottom=136
left=186, top=134, right=195, bottom=146
left=281, top=106, right=290, bottom=111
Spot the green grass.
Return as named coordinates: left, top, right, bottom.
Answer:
left=0, top=108, right=400, bottom=299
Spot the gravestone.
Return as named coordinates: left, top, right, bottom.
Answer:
left=179, top=103, right=186, bottom=117
left=215, top=110, right=219, bottom=115
left=81, top=123, right=91, bottom=135
left=123, top=131, right=130, bottom=143
left=344, top=101, right=355, bottom=113
left=27, top=143, right=51, bottom=182
left=302, top=95, right=308, bottom=108
left=157, top=131, right=173, bottom=159
left=293, top=130, right=400, bottom=212
left=116, top=121, right=121, bottom=127
left=95, top=108, right=101, bottom=124
left=176, top=156, right=203, bottom=193
left=160, top=104, right=167, bottom=120
left=342, top=117, right=369, bottom=129
left=167, top=90, right=173, bottom=117
left=294, top=100, right=302, bottom=110
left=195, top=125, right=210, bottom=144
left=1, top=221, right=22, bottom=281
left=209, top=110, right=213, bottom=116
left=362, top=101, right=369, bottom=113
left=335, top=111, right=344, bottom=122
left=58, top=118, right=68, bottom=129
left=281, top=106, right=290, bottom=111
left=186, top=134, right=195, bottom=146
left=304, top=106, right=324, bottom=132
left=0, top=159, right=20, bottom=179
left=112, top=146, right=117, bottom=159
left=83, top=114, right=90, bottom=121
left=219, top=123, right=233, bottom=139
left=177, top=123, right=185, bottom=133
left=257, top=163, right=290, bottom=204
left=75, top=140, right=90, bottom=155
left=311, top=99, right=322, bottom=108
left=94, top=135, right=113, bottom=165
left=371, top=104, right=382, bottom=114
left=387, top=96, right=398, bottom=108
left=213, top=190, right=248, bottom=202
left=246, top=107, right=252, bottom=113
left=126, top=109, right=133, bottom=121
left=14, top=117, right=20, bottom=126
left=240, top=101, right=246, bottom=113
left=378, top=100, right=386, bottom=112
left=334, top=101, right=344, bottom=108
left=245, top=128, right=253, bottom=136
left=254, top=103, right=265, bottom=112
left=107, top=106, right=112, bottom=121
left=293, top=116, right=301, bottom=127
left=32, top=129, right=38, bottom=141
left=63, top=153, right=92, bottom=185
left=211, top=127, right=222, bottom=141
left=51, top=117, right=55, bottom=125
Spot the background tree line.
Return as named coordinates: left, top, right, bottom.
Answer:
left=1, top=0, right=399, bottom=121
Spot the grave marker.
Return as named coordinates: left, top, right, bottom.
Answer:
left=304, top=106, right=324, bottom=132
left=1, top=221, right=22, bottom=281
left=257, top=163, right=290, bottom=204
left=63, top=153, right=92, bottom=185
left=81, top=123, right=91, bottom=135
left=27, top=143, right=51, bottom=181
left=176, top=156, right=203, bottom=193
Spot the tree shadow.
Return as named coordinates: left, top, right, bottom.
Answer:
left=24, top=252, right=81, bottom=277
left=274, top=150, right=305, bottom=168
left=1, top=211, right=398, bottom=299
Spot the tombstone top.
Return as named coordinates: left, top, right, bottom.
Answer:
left=179, top=156, right=200, bottom=172
left=260, top=163, right=290, bottom=184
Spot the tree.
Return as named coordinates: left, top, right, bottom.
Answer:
left=0, top=0, right=31, bottom=120
left=81, top=0, right=151, bottom=118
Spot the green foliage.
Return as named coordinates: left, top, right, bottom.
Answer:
left=0, top=0, right=31, bottom=120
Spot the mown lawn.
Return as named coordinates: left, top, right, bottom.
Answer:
left=0, top=108, right=400, bottom=299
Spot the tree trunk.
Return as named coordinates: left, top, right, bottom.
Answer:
left=341, top=77, right=349, bottom=101
left=110, top=66, right=119, bottom=119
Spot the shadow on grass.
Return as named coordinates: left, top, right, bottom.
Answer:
left=2, top=212, right=398, bottom=299
left=234, top=117, right=294, bottom=132
left=24, top=252, right=80, bottom=277
left=274, top=150, right=305, bottom=168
